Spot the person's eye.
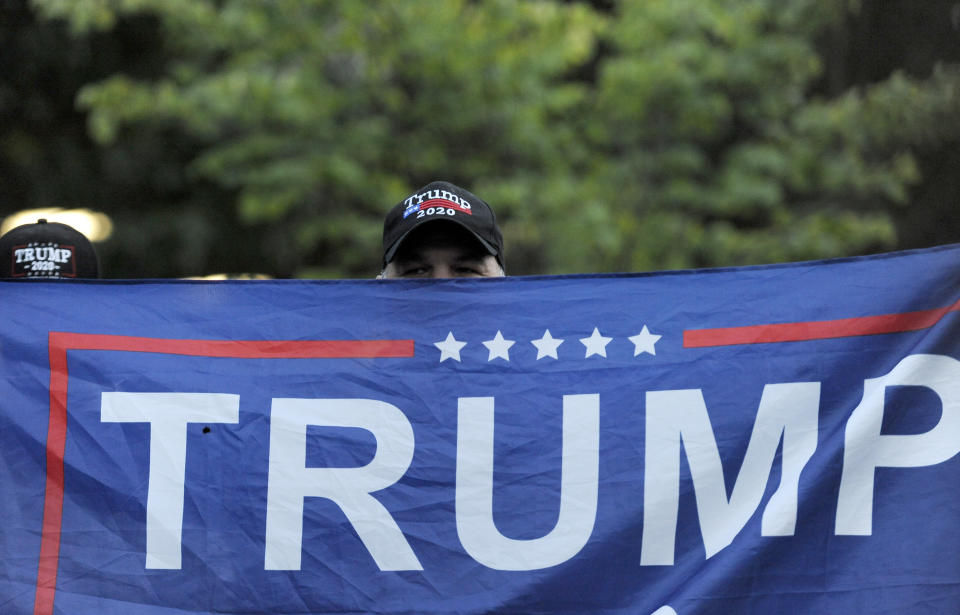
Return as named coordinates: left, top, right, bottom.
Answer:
left=401, top=265, right=429, bottom=277
left=454, top=265, right=483, bottom=276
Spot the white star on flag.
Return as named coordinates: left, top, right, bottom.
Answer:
left=580, top=327, right=612, bottom=358
left=531, top=329, right=564, bottom=360
left=434, top=332, right=467, bottom=363
left=629, top=325, right=662, bottom=356
left=482, top=330, right=515, bottom=361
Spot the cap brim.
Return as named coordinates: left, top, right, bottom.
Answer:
left=383, top=218, right=499, bottom=266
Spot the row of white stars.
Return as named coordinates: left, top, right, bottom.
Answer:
left=433, top=326, right=662, bottom=363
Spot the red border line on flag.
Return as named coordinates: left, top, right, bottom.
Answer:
left=684, top=298, right=960, bottom=348
left=34, top=332, right=414, bottom=615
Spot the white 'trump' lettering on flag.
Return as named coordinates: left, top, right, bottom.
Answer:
left=836, top=353, right=960, bottom=535
left=456, top=394, right=600, bottom=570
left=101, top=392, right=240, bottom=569
left=264, top=398, right=422, bottom=571
left=641, top=382, right=820, bottom=565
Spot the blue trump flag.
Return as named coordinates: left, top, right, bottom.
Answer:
left=2, top=244, right=960, bottom=615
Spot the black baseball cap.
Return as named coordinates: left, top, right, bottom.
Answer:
left=0, top=218, right=100, bottom=279
left=382, top=181, right=503, bottom=267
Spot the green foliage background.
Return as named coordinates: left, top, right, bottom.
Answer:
left=3, top=0, right=959, bottom=278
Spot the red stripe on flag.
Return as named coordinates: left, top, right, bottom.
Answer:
left=683, top=298, right=960, bottom=348
left=45, top=333, right=414, bottom=358
left=33, top=335, right=69, bottom=615
left=34, top=333, right=414, bottom=615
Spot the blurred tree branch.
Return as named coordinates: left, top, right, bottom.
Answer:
left=10, top=0, right=960, bottom=277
